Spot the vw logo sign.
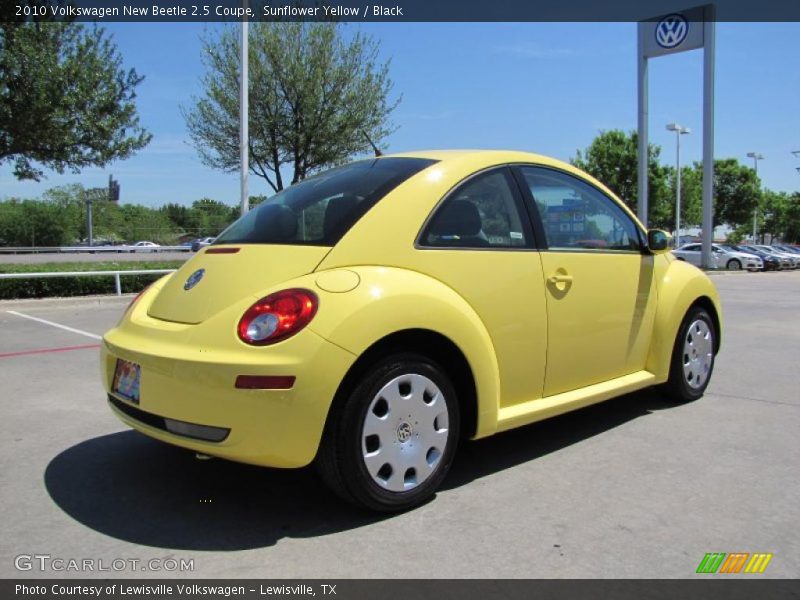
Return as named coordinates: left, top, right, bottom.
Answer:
left=655, top=14, right=689, bottom=49
left=184, top=268, right=205, bottom=291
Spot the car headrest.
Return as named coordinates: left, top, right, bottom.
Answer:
left=253, top=204, right=297, bottom=241
left=429, top=200, right=482, bottom=237
left=324, top=194, right=360, bottom=239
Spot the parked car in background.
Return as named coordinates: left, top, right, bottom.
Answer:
left=191, top=237, right=216, bottom=252
left=753, top=245, right=798, bottom=269
left=733, top=245, right=789, bottom=270
left=130, top=241, right=160, bottom=253
left=672, top=243, right=762, bottom=271
left=740, top=245, right=792, bottom=269
left=770, top=244, right=800, bottom=267
left=771, top=245, right=800, bottom=261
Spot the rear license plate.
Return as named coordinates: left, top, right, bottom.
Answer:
left=112, top=359, right=141, bottom=404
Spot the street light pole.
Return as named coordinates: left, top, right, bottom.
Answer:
left=747, top=152, right=764, bottom=242
left=239, top=1, right=249, bottom=217
left=666, top=123, right=691, bottom=246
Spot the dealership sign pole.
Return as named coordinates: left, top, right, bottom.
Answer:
left=638, top=5, right=715, bottom=268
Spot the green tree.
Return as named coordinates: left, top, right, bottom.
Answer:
left=669, top=165, right=703, bottom=229
left=117, top=204, right=175, bottom=244
left=42, top=184, right=87, bottom=242
left=571, top=130, right=672, bottom=229
left=665, top=159, right=761, bottom=233
left=761, top=190, right=800, bottom=243
left=707, top=158, right=760, bottom=230
left=159, top=203, right=192, bottom=231
left=0, top=10, right=151, bottom=180
left=783, top=193, right=800, bottom=243
left=0, top=197, right=74, bottom=246
left=725, top=227, right=748, bottom=244
left=186, top=198, right=237, bottom=237
left=185, top=22, right=399, bottom=193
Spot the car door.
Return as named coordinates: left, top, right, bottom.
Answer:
left=415, top=167, right=548, bottom=408
left=679, top=244, right=702, bottom=266
left=514, top=166, right=658, bottom=397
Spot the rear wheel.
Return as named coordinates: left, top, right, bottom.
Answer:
left=316, top=353, right=460, bottom=512
left=662, top=307, right=716, bottom=402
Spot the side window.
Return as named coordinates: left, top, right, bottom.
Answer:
left=519, top=167, right=642, bottom=252
left=422, top=169, right=530, bottom=249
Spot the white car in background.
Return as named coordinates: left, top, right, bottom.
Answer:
left=191, top=236, right=216, bottom=252
left=673, top=243, right=763, bottom=271
left=130, top=241, right=161, bottom=253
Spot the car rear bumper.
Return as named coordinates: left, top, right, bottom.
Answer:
left=101, top=326, right=355, bottom=468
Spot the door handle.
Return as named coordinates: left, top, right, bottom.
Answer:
left=548, top=274, right=573, bottom=284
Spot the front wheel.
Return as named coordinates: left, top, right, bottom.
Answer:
left=662, top=307, right=716, bottom=402
left=316, top=353, right=460, bottom=512
left=726, top=259, right=741, bottom=271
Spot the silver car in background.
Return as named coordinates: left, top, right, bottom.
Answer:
left=753, top=245, right=799, bottom=269
left=672, top=243, right=763, bottom=271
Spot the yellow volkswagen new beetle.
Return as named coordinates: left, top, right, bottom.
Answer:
left=102, top=150, right=721, bottom=511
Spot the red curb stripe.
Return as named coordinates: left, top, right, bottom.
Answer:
left=0, top=343, right=101, bottom=359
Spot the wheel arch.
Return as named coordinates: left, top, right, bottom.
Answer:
left=647, top=260, right=723, bottom=382
left=319, top=329, right=480, bottom=449
left=690, top=295, right=722, bottom=353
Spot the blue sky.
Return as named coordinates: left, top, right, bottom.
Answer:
left=1, top=22, right=798, bottom=206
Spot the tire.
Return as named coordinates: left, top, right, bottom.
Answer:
left=316, top=353, right=460, bottom=512
left=662, top=307, right=716, bottom=402
left=726, top=259, right=741, bottom=271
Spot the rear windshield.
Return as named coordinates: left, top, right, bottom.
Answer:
left=214, top=157, right=437, bottom=246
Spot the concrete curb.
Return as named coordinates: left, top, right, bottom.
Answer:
left=0, top=294, right=133, bottom=310
left=706, top=269, right=797, bottom=276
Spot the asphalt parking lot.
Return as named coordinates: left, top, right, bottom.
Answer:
left=0, top=272, right=797, bottom=579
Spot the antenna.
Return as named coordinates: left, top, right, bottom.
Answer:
left=362, top=130, right=382, bottom=157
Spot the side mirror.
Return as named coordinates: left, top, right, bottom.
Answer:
left=647, top=229, right=671, bottom=254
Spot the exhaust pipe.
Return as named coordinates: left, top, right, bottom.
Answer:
left=195, top=452, right=213, bottom=461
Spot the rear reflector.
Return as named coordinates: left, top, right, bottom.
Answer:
left=235, top=375, right=296, bottom=390
left=205, top=247, right=240, bottom=254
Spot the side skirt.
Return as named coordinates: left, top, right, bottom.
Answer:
left=495, top=371, right=656, bottom=433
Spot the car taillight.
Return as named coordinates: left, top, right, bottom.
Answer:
left=237, top=289, right=318, bottom=346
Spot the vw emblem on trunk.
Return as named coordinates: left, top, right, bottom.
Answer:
left=655, top=14, right=688, bottom=49
left=184, top=269, right=205, bottom=291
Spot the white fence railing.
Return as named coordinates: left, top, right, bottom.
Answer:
left=0, top=245, right=191, bottom=254
left=0, top=269, right=177, bottom=296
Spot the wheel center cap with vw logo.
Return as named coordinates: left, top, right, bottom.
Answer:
left=655, top=14, right=689, bottom=49
left=184, top=268, right=205, bottom=291
left=397, top=422, right=413, bottom=443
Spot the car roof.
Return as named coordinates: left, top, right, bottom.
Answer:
left=387, top=149, right=574, bottom=168
left=383, top=149, right=630, bottom=217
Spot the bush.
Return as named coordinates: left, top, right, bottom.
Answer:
left=0, top=261, right=183, bottom=300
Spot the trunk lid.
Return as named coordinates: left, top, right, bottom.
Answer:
left=148, top=245, right=329, bottom=324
